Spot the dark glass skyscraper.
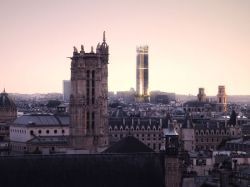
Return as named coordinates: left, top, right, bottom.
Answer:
left=136, top=46, right=149, bottom=102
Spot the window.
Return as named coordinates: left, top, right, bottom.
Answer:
left=46, top=130, right=49, bottom=134
left=62, top=129, right=65, bottom=134
left=38, top=130, right=42, bottom=134
left=30, top=130, right=34, bottom=135
left=92, top=70, right=95, bottom=104
left=92, top=112, right=95, bottom=130
left=87, top=70, right=90, bottom=105
left=87, top=112, right=90, bottom=130
left=54, top=130, right=57, bottom=134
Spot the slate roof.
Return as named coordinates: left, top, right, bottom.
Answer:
left=110, top=108, right=128, bottom=118
left=183, top=100, right=211, bottom=108
left=13, top=114, right=69, bottom=126
left=27, top=136, right=69, bottom=145
left=104, top=136, right=155, bottom=153
left=194, top=121, right=227, bottom=130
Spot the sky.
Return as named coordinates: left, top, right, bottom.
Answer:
left=0, top=0, right=250, bottom=95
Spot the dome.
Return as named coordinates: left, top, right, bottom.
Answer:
left=0, top=89, right=16, bottom=108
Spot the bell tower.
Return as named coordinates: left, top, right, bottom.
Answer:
left=217, top=85, right=227, bottom=112
left=69, top=32, right=109, bottom=153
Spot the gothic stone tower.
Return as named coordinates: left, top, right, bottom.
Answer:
left=69, top=32, right=109, bottom=153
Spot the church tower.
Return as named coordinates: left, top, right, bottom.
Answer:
left=69, top=32, right=109, bottom=153
left=197, top=87, right=206, bottom=102
left=217, top=85, right=227, bottom=112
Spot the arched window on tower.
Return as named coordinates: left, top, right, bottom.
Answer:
left=92, top=70, right=95, bottom=104
left=86, top=70, right=90, bottom=105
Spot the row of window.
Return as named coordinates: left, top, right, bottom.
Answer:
left=113, top=133, right=162, bottom=140
left=196, top=138, right=221, bottom=143
left=11, top=129, right=66, bottom=135
left=110, top=127, right=161, bottom=131
left=196, top=145, right=216, bottom=150
left=30, top=129, right=65, bottom=135
left=10, top=129, right=27, bottom=134
left=196, top=130, right=230, bottom=136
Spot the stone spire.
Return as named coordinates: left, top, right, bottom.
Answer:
left=103, top=31, right=106, bottom=42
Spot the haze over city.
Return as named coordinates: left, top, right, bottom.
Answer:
left=1, top=0, right=250, bottom=95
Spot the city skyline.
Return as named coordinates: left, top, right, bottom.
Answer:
left=1, top=0, right=250, bottom=95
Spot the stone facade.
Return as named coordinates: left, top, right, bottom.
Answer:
left=109, top=117, right=165, bottom=152
left=69, top=32, right=109, bottom=152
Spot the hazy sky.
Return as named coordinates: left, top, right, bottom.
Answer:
left=0, top=0, right=250, bottom=95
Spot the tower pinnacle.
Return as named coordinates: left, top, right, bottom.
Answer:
left=103, top=31, right=106, bottom=42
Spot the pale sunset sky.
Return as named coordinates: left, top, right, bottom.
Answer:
left=0, top=0, right=250, bottom=95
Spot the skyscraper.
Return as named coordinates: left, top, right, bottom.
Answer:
left=69, top=32, right=109, bottom=152
left=136, top=45, right=149, bottom=102
left=63, top=80, right=71, bottom=102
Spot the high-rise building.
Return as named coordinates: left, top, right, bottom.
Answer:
left=63, top=80, right=71, bottom=102
left=136, top=46, right=149, bottom=102
left=69, top=32, right=109, bottom=152
left=217, top=85, right=227, bottom=112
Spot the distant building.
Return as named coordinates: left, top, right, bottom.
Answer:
left=217, top=85, right=227, bottom=112
left=63, top=80, right=71, bottom=102
left=69, top=32, right=109, bottom=152
left=197, top=88, right=206, bottom=102
left=150, top=91, right=175, bottom=104
left=109, top=117, right=165, bottom=152
left=116, top=88, right=135, bottom=103
left=0, top=89, right=17, bottom=123
left=136, top=46, right=149, bottom=102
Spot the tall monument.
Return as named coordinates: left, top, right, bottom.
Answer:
left=69, top=32, right=109, bottom=153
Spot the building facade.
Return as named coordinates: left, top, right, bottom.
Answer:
left=136, top=46, right=149, bottom=102
left=69, top=32, right=109, bottom=152
left=9, top=114, right=69, bottom=154
left=109, top=117, right=165, bottom=152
